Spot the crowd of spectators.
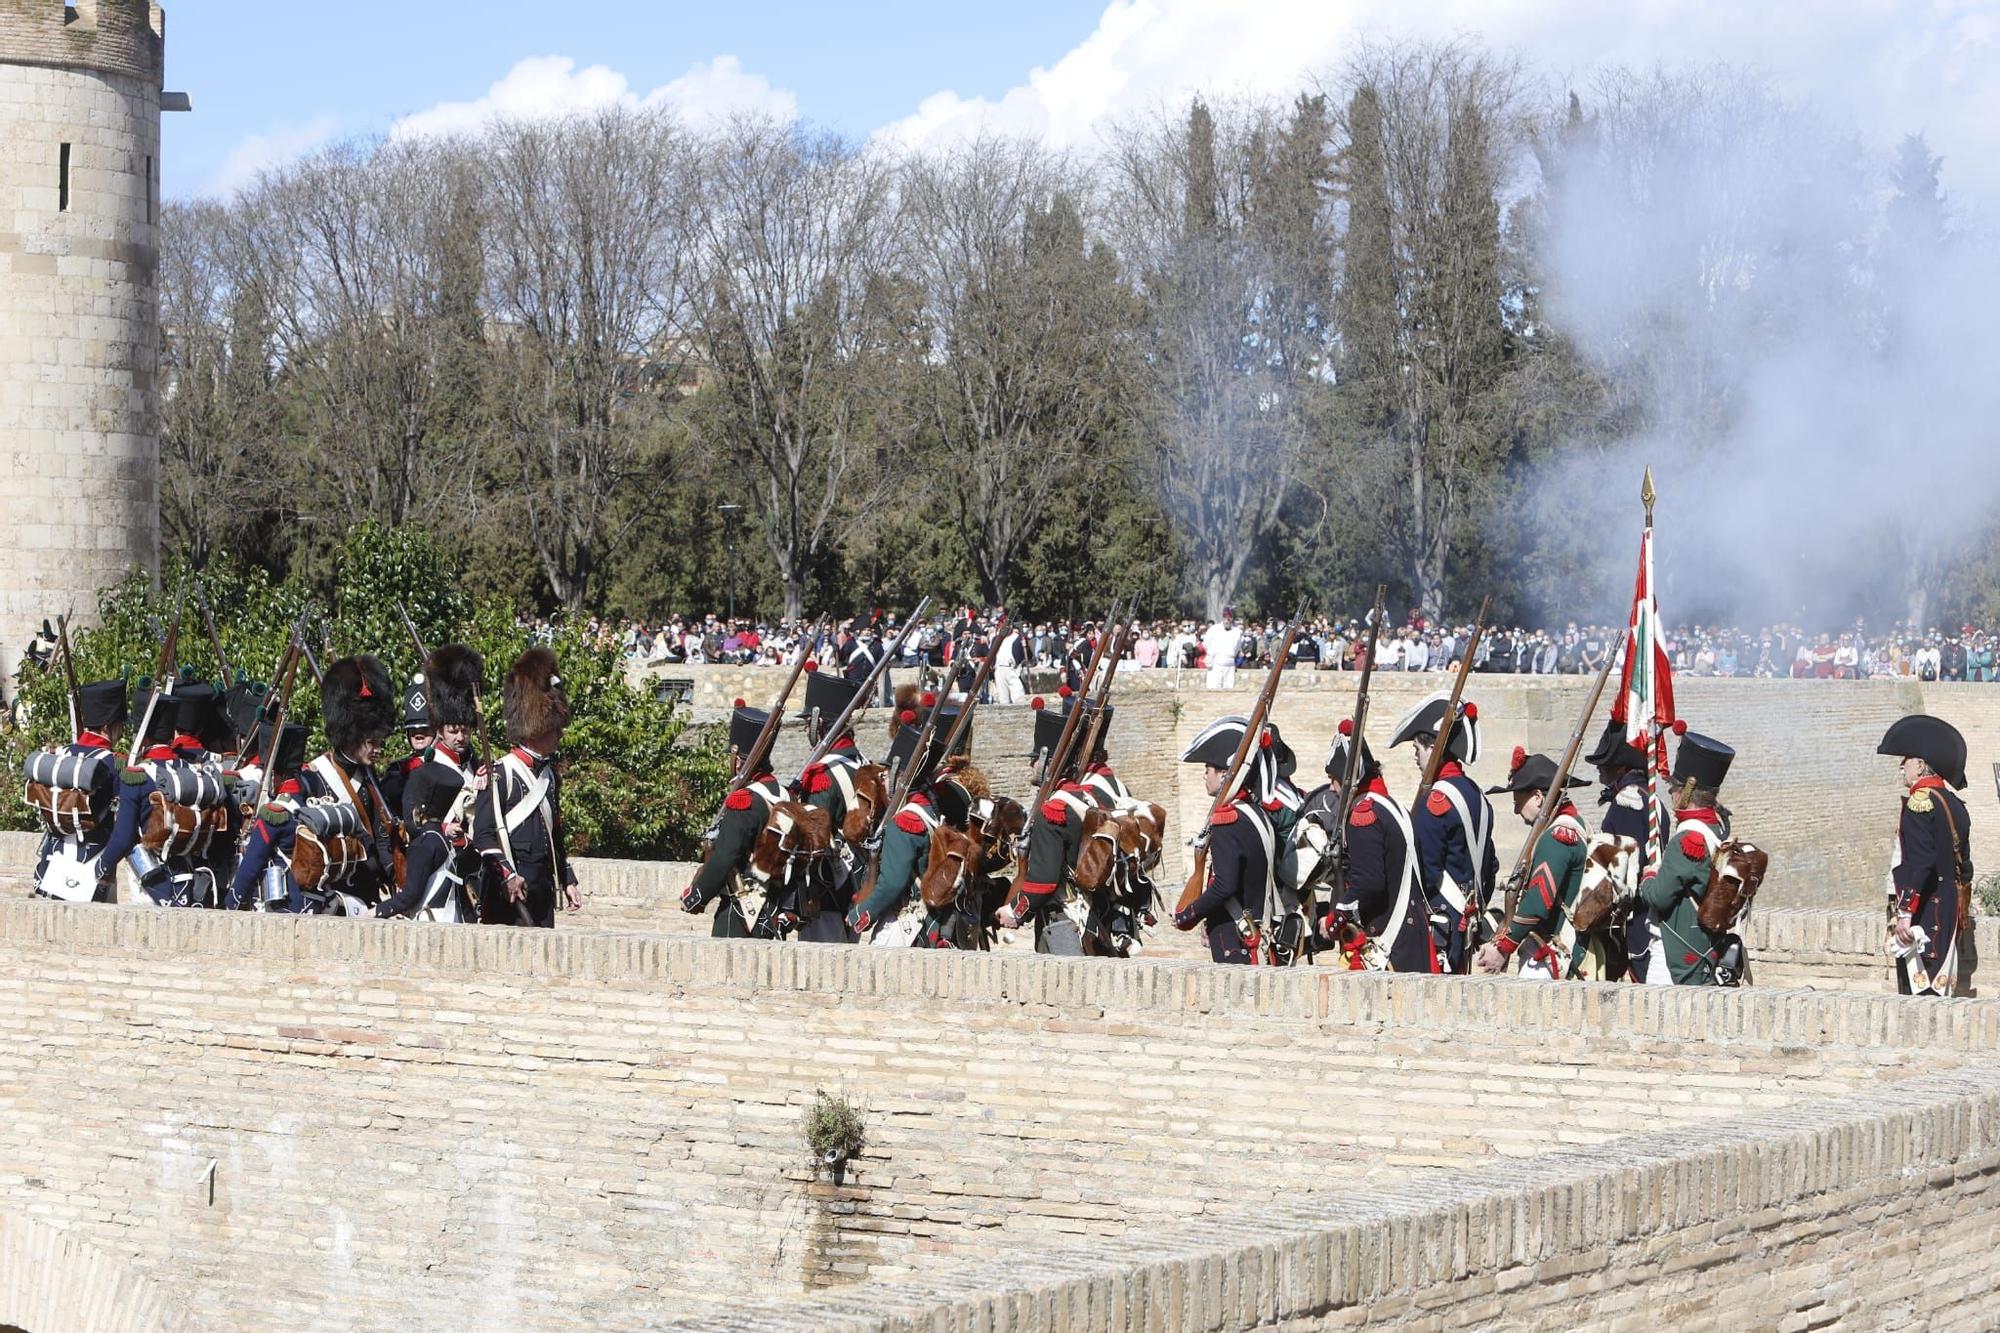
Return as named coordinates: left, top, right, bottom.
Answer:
left=600, top=610, right=2000, bottom=686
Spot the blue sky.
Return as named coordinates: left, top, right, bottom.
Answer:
left=161, top=0, right=2000, bottom=203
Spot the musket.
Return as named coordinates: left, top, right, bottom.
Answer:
left=1412, top=596, right=1490, bottom=811
left=1302, top=588, right=1388, bottom=924
left=790, top=596, right=933, bottom=783
left=299, top=642, right=326, bottom=690
left=1176, top=599, right=1309, bottom=917
left=855, top=631, right=963, bottom=910
left=127, top=574, right=188, bottom=765
left=1070, top=602, right=1136, bottom=785
left=1030, top=598, right=1123, bottom=812
left=1492, top=629, right=1626, bottom=941
left=247, top=613, right=311, bottom=827
left=396, top=601, right=431, bottom=665
left=193, top=569, right=234, bottom=685
left=53, top=610, right=80, bottom=739
left=729, top=616, right=825, bottom=791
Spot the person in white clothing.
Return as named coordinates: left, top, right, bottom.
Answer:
left=993, top=624, right=1029, bottom=705
left=1202, top=616, right=1242, bottom=689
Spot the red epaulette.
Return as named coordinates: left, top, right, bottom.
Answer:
left=1349, top=803, right=1377, bottom=828
left=801, top=764, right=831, bottom=795
left=1552, top=824, right=1580, bottom=846
left=1426, top=790, right=1452, bottom=817
left=1041, top=799, right=1069, bottom=825
left=725, top=790, right=755, bottom=812
left=892, top=810, right=926, bottom=835
left=1211, top=807, right=1240, bottom=826
left=1678, top=831, right=1708, bottom=860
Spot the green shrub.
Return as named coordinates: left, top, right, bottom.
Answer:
left=4, top=525, right=729, bottom=859
left=803, top=1088, right=866, bottom=1169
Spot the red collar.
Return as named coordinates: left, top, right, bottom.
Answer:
left=909, top=791, right=932, bottom=807
left=434, top=744, right=461, bottom=767
left=1437, top=760, right=1464, bottom=780
left=1556, top=800, right=1579, bottom=820
left=142, top=744, right=177, bottom=762
left=275, top=777, right=302, bottom=796
left=1087, top=763, right=1115, bottom=778
left=76, top=730, right=112, bottom=749
left=829, top=737, right=858, bottom=753
left=1678, top=806, right=1722, bottom=827
left=1361, top=775, right=1389, bottom=797
left=1912, top=775, right=1949, bottom=794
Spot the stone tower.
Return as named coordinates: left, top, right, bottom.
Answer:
left=0, top=1, right=184, bottom=684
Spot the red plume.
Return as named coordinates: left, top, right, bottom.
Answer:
left=1259, top=729, right=1273, bottom=750
left=1511, top=745, right=1526, bottom=772
left=899, top=709, right=918, bottom=726
left=732, top=698, right=747, bottom=709
left=920, top=691, right=937, bottom=708
left=1463, top=702, right=1478, bottom=721
left=1030, top=696, right=1046, bottom=710
left=358, top=679, right=373, bottom=699
left=1338, top=718, right=1354, bottom=737
left=1671, top=719, right=1688, bottom=737
left=1058, top=685, right=1073, bottom=699
left=803, top=659, right=819, bottom=674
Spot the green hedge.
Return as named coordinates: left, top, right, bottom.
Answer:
left=6, top=524, right=730, bottom=860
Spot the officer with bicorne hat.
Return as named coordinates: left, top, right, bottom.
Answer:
left=1171, top=716, right=1278, bottom=965
left=1390, top=692, right=1498, bottom=971
left=1878, top=714, right=1973, bottom=996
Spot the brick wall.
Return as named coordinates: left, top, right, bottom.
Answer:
left=1, top=900, right=1992, bottom=1328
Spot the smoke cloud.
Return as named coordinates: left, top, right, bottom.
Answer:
left=1522, top=69, right=1998, bottom=630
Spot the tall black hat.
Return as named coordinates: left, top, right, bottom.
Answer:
left=1585, top=721, right=1649, bottom=772
left=322, top=655, right=397, bottom=751
left=1877, top=714, right=1967, bottom=790
left=77, top=678, right=128, bottom=732
left=1030, top=693, right=1068, bottom=764
left=130, top=679, right=180, bottom=747
left=403, top=761, right=467, bottom=826
left=249, top=720, right=310, bottom=776
left=888, top=701, right=959, bottom=788
left=728, top=702, right=770, bottom=765
left=425, top=644, right=484, bottom=729
left=1388, top=692, right=1482, bottom=764
left=800, top=670, right=863, bottom=744
left=502, top=647, right=570, bottom=745
left=401, top=670, right=430, bottom=731
left=220, top=680, right=268, bottom=751
left=1486, top=747, right=1591, bottom=796
left=1324, top=719, right=1377, bottom=782
left=1670, top=732, right=1734, bottom=792
left=1181, top=715, right=1280, bottom=804
left=172, top=681, right=226, bottom=748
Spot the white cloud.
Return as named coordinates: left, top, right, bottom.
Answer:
left=205, top=114, right=337, bottom=196
left=388, top=54, right=796, bottom=142
left=876, top=0, right=2000, bottom=201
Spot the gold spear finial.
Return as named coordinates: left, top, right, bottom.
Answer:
left=1641, top=465, right=1656, bottom=523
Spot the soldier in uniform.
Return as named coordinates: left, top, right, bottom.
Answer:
left=224, top=721, right=313, bottom=912
left=846, top=700, right=970, bottom=945
left=1390, top=693, right=1498, bottom=970
left=1878, top=715, right=1974, bottom=996
left=473, top=648, right=579, bottom=928
left=25, top=677, right=129, bottom=903
left=378, top=646, right=485, bottom=921
left=97, top=676, right=192, bottom=905
left=793, top=668, right=871, bottom=943
left=681, top=702, right=786, bottom=937
left=1475, top=750, right=1592, bottom=978
left=993, top=691, right=1112, bottom=955
left=1586, top=722, right=1665, bottom=982
left=1260, top=725, right=1312, bottom=964
left=1171, top=717, right=1277, bottom=964
left=1637, top=733, right=1740, bottom=986
left=380, top=664, right=435, bottom=821
left=296, top=656, right=403, bottom=910
left=1298, top=720, right=1436, bottom=973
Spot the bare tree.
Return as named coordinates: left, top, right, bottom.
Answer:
left=688, top=117, right=902, bottom=618
left=157, top=199, right=276, bottom=560
left=482, top=107, right=699, bottom=607
left=900, top=138, right=1134, bottom=607
left=1109, top=95, right=1332, bottom=619
left=243, top=138, right=487, bottom=533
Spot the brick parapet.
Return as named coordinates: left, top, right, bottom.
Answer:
left=0, top=1, right=165, bottom=85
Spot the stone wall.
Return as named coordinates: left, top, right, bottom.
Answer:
left=0, top=0, right=164, bottom=679
left=2, top=899, right=1999, bottom=1329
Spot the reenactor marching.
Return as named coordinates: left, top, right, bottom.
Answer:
left=296, top=656, right=404, bottom=912
left=472, top=648, right=579, bottom=928
left=1476, top=750, right=1591, bottom=978
left=682, top=701, right=787, bottom=937
left=1391, top=693, right=1498, bottom=971
left=846, top=698, right=970, bottom=946
left=1636, top=733, right=1756, bottom=986
left=1878, top=715, right=1973, bottom=996
left=25, top=677, right=129, bottom=903
left=1172, top=717, right=1277, bottom=965
left=1586, top=722, right=1664, bottom=982
left=1299, top=721, right=1438, bottom=973
left=378, top=645, right=485, bottom=921
left=794, top=668, right=872, bottom=943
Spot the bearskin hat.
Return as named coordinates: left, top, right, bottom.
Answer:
left=887, top=683, right=922, bottom=742
left=503, top=647, right=571, bottom=745
left=321, top=655, right=397, bottom=751
left=425, top=644, right=485, bottom=729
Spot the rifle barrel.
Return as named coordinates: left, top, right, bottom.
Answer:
left=1414, top=595, right=1492, bottom=807
left=793, top=597, right=933, bottom=781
